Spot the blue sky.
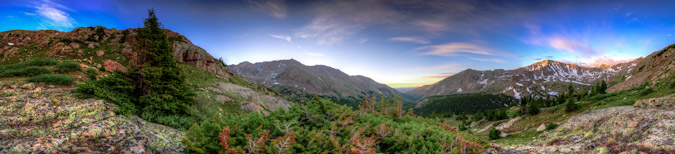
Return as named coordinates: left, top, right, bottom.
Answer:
left=1, top=0, right=674, bottom=88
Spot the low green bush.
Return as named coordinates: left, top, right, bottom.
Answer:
left=27, top=74, right=74, bottom=85
left=0, top=66, right=52, bottom=77
left=546, top=123, right=558, bottom=131
left=565, top=101, right=580, bottom=112
left=639, top=88, right=653, bottom=96
left=55, top=61, right=81, bottom=73
left=489, top=129, right=502, bottom=140
left=85, top=68, right=98, bottom=80
left=0, top=58, right=59, bottom=72
left=76, top=72, right=137, bottom=114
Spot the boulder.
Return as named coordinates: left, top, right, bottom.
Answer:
left=70, top=42, right=80, bottom=49
left=21, top=83, right=35, bottom=90
left=103, top=60, right=127, bottom=72
left=536, top=123, right=546, bottom=131
left=96, top=50, right=104, bottom=57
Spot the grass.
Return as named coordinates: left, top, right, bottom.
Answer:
left=27, top=74, right=74, bottom=85
left=493, top=130, right=544, bottom=146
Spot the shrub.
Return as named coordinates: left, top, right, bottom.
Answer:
left=0, top=66, right=52, bottom=77
left=489, top=129, right=502, bottom=140
left=546, top=123, right=558, bottom=131
left=0, top=58, right=59, bottom=72
left=565, top=101, right=579, bottom=112
left=670, top=81, right=675, bottom=89
left=55, top=61, right=81, bottom=73
left=639, top=88, right=653, bottom=96
left=183, top=98, right=488, bottom=153
left=27, top=74, right=74, bottom=85
left=455, top=113, right=468, bottom=121
left=85, top=68, right=98, bottom=80
left=76, top=72, right=137, bottom=114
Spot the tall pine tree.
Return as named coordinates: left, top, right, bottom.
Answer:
left=132, top=9, right=194, bottom=122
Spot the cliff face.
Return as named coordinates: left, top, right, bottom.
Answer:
left=0, top=26, right=230, bottom=78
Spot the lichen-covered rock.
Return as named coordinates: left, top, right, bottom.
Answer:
left=490, top=96, right=675, bottom=153
left=207, top=82, right=292, bottom=113
left=0, top=84, right=184, bottom=153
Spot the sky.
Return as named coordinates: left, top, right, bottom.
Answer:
left=1, top=0, right=674, bottom=89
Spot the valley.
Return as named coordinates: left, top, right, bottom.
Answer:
left=1, top=2, right=674, bottom=153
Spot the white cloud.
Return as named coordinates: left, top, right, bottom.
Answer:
left=32, top=0, right=75, bottom=29
left=469, top=57, right=506, bottom=63
left=246, top=0, right=287, bottom=19
left=418, top=42, right=510, bottom=57
left=390, top=37, right=430, bottom=44
left=269, top=34, right=291, bottom=42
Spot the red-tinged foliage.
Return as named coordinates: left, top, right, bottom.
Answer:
left=350, top=136, right=378, bottom=154
left=245, top=128, right=270, bottom=154
left=374, top=122, right=391, bottom=141
left=218, top=126, right=243, bottom=153
left=272, top=130, right=296, bottom=154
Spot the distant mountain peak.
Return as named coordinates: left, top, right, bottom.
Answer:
left=596, top=64, right=611, bottom=68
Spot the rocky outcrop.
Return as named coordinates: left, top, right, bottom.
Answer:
left=205, top=82, right=292, bottom=114
left=0, top=83, right=184, bottom=153
left=0, top=26, right=230, bottom=79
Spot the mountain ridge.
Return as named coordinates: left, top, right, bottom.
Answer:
left=229, top=59, right=416, bottom=105
left=408, top=58, right=643, bottom=99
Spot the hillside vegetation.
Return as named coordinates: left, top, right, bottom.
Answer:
left=183, top=96, right=488, bottom=153
left=413, top=93, right=517, bottom=116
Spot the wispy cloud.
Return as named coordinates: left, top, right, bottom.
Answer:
left=295, top=0, right=396, bottom=45
left=306, top=52, right=324, bottom=57
left=269, top=34, right=291, bottom=42
left=32, top=0, right=75, bottom=29
left=469, top=57, right=506, bottom=63
left=390, top=37, right=430, bottom=44
left=418, top=42, right=512, bottom=57
left=531, top=58, right=542, bottom=60
left=548, top=37, right=602, bottom=58
left=358, top=38, right=369, bottom=44
left=246, top=0, right=287, bottom=19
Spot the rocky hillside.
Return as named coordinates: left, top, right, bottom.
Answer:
left=489, top=94, right=675, bottom=153
left=0, top=26, right=291, bottom=113
left=608, top=44, right=675, bottom=93
left=230, top=59, right=414, bottom=104
left=408, top=59, right=641, bottom=99
left=0, top=82, right=184, bottom=153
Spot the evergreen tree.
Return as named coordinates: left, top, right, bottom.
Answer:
left=565, top=100, right=579, bottom=112
left=599, top=80, right=608, bottom=94
left=132, top=9, right=194, bottom=123
left=567, top=84, right=575, bottom=97
left=528, top=102, right=539, bottom=115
